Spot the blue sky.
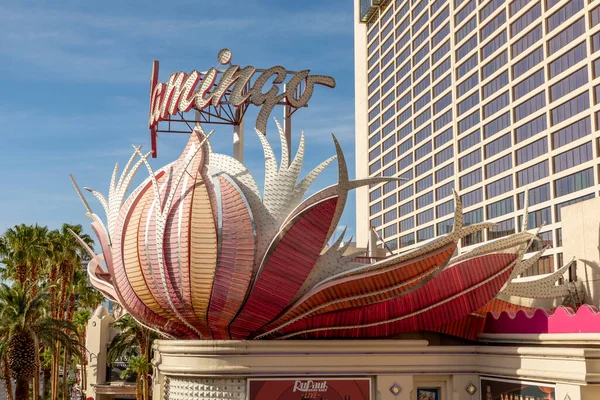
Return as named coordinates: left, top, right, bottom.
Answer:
left=0, top=0, right=357, bottom=247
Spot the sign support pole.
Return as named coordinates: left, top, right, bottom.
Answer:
left=233, top=114, right=245, bottom=163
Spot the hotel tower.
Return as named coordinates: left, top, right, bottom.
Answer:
left=355, top=0, right=600, bottom=276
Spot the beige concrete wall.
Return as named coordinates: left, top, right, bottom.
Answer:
left=153, top=339, right=600, bottom=400
left=562, top=196, right=600, bottom=305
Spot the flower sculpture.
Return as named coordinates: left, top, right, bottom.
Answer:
left=70, top=122, right=570, bottom=340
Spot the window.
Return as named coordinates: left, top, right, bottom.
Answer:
left=416, top=158, right=433, bottom=176
left=488, top=218, right=516, bottom=240
left=415, top=141, right=433, bottom=160
left=456, top=17, right=477, bottom=43
left=517, top=183, right=550, bottom=208
left=369, top=92, right=380, bottom=109
left=512, top=24, right=542, bottom=58
left=435, top=128, right=453, bottom=148
left=457, top=54, right=478, bottom=79
left=459, top=130, right=481, bottom=152
left=437, top=181, right=455, bottom=200
left=369, top=132, right=381, bottom=148
left=513, top=47, right=544, bottom=79
left=414, top=76, right=431, bottom=97
left=549, top=42, right=586, bottom=78
left=484, top=91, right=510, bottom=118
left=432, top=40, right=451, bottom=64
left=383, top=149, right=397, bottom=166
left=384, top=208, right=397, bottom=223
left=400, top=198, right=415, bottom=216
left=383, top=193, right=397, bottom=209
left=458, top=73, right=479, bottom=98
left=552, top=117, right=591, bottom=149
left=370, top=202, right=382, bottom=215
left=458, top=111, right=480, bottom=134
left=460, top=168, right=482, bottom=189
left=397, top=92, right=412, bottom=111
left=483, top=71, right=509, bottom=100
left=435, top=146, right=454, bottom=165
left=456, top=35, right=478, bottom=61
left=400, top=216, right=414, bottom=232
left=515, top=114, right=547, bottom=143
left=484, top=112, right=510, bottom=139
left=459, top=149, right=482, bottom=171
left=513, top=69, right=544, bottom=100
left=486, top=154, right=513, bottom=178
left=463, top=207, right=484, bottom=245
left=433, top=23, right=451, bottom=47
left=514, top=92, right=545, bottom=122
left=417, top=208, right=434, bottom=225
left=518, top=206, right=551, bottom=229
left=416, top=174, right=434, bottom=193
left=550, top=92, right=589, bottom=125
left=516, top=138, right=548, bottom=165
left=520, top=255, right=554, bottom=277
left=413, top=43, right=430, bottom=65
left=456, top=0, right=476, bottom=24
left=487, top=197, right=514, bottom=219
left=398, top=185, right=414, bottom=202
left=433, top=58, right=451, bottom=81
left=415, top=93, right=431, bottom=112
left=434, top=93, right=452, bottom=114
left=482, top=11, right=506, bottom=41
left=437, top=199, right=455, bottom=218
left=482, top=31, right=507, bottom=60
left=481, top=0, right=505, bottom=21
left=368, top=77, right=380, bottom=95
left=369, top=146, right=382, bottom=162
left=555, top=193, right=595, bottom=221
left=549, top=67, right=588, bottom=102
left=432, top=0, right=449, bottom=14
left=434, top=110, right=452, bottom=131
left=369, top=105, right=381, bottom=122
left=433, top=75, right=452, bottom=98
left=370, top=160, right=382, bottom=174
left=398, top=123, right=412, bottom=141
left=553, top=142, right=593, bottom=173
left=399, top=139, right=413, bottom=155
left=458, top=92, right=479, bottom=116
left=547, top=0, right=584, bottom=33
left=396, top=50, right=412, bottom=73
left=397, top=107, right=412, bottom=126
left=399, top=233, right=415, bottom=248
left=414, top=58, right=430, bottom=81
left=437, top=219, right=454, bottom=235
left=485, top=133, right=512, bottom=158
left=510, top=0, right=533, bottom=16
left=416, top=191, right=434, bottom=209
left=383, top=164, right=397, bottom=177
left=486, top=175, right=513, bottom=199
left=398, top=153, right=413, bottom=170
left=511, top=3, right=541, bottom=37
left=384, top=224, right=398, bottom=237
left=383, top=180, right=397, bottom=195
left=436, top=163, right=455, bottom=182
left=548, top=18, right=585, bottom=56
left=417, top=226, right=435, bottom=242
left=517, top=160, right=549, bottom=187
left=462, top=188, right=483, bottom=207
left=482, top=50, right=508, bottom=80
left=370, top=215, right=382, bottom=229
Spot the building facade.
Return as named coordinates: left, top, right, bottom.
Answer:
left=355, top=0, right=600, bottom=277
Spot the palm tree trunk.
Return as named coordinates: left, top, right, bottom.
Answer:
left=42, top=366, right=50, bottom=400
left=2, top=357, right=13, bottom=400
left=143, top=372, right=149, bottom=400
left=136, top=374, right=143, bottom=400
left=61, top=350, right=67, bottom=400
left=33, top=340, right=40, bottom=400
left=15, top=264, right=27, bottom=286
left=14, top=378, right=29, bottom=400
left=80, top=329, right=87, bottom=398
left=51, top=346, right=60, bottom=400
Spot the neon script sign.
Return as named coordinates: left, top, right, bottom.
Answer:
left=148, top=49, right=336, bottom=135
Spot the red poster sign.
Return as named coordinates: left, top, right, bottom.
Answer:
left=248, top=378, right=371, bottom=400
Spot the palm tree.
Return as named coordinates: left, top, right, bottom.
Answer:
left=107, top=315, right=160, bottom=400
left=46, top=224, right=93, bottom=400
left=119, top=356, right=150, bottom=400
left=0, top=224, right=49, bottom=287
left=72, top=310, right=91, bottom=398
left=0, top=283, right=79, bottom=400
